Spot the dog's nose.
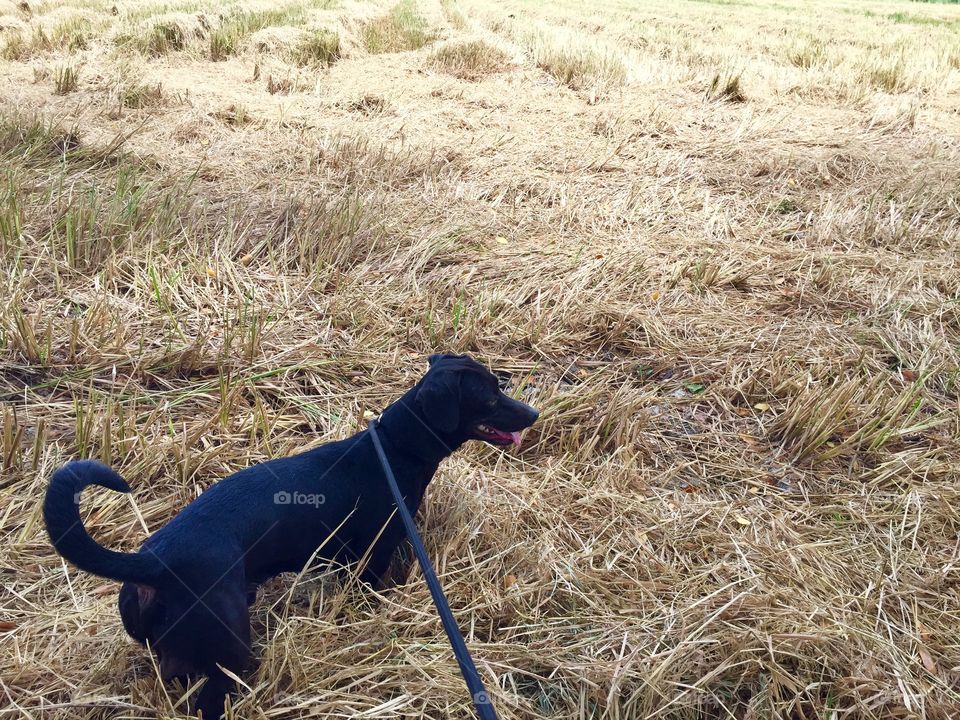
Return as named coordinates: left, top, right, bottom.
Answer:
left=524, top=404, right=540, bottom=425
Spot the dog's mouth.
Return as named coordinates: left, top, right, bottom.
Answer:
left=160, top=653, right=196, bottom=683
left=473, top=423, right=524, bottom=447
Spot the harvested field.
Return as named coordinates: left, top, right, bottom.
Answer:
left=1, top=0, right=960, bottom=718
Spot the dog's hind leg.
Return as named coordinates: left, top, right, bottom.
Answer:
left=192, top=588, right=253, bottom=718
left=194, top=667, right=237, bottom=719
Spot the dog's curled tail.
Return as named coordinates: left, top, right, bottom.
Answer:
left=44, top=460, right=162, bottom=584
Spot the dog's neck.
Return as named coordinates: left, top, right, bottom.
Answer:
left=375, top=386, right=463, bottom=468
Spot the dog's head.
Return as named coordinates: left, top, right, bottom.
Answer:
left=120, top=582, right=200, bottom=679
left=414, top=353, right=539, bottom=446
left=119, top=573, right=249, bottom=682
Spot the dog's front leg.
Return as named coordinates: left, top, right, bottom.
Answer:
left=358, top=544, right=397, bottom=591
left=389, top=538, right=415, bottom=586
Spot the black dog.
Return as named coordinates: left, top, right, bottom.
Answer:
left=44, top=353, right=538, bottom=718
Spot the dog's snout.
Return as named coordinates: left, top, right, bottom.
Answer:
left=516, top=401, right=538, bottom=425
left=502, top=395, right=539, bottom=428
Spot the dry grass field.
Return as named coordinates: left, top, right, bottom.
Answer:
left=2, top=0, right=960, bottom=717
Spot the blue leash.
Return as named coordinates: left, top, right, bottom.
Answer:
left=368, top=419, right=499, bottom=720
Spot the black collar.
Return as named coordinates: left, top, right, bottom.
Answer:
left=374, top=387, right=462, bottom=468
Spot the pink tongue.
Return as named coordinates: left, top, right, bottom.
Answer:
left=510, top=431, right=523, bottom=447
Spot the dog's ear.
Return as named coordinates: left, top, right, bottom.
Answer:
left=416, top=369, right=460, bottom=432
left=137, top=584, right=156, bottom=606
left=119, top=583, right=157, bottom=644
